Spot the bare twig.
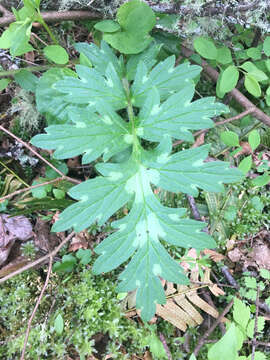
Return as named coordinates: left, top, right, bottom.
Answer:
left=193, top=299, right=234, bottom=356
left=221, top=266, right=240, bottom=289
left=0, top=125, right=80, bottom=184
left=173, top=108, right=255, bottom=147
left=20, top=256, right=53, bottom=360
left=0, top=231, right=75, bottom=283
left=159, top=333, right=173, bottom=360
left=0, top=10, right=100, bottom=27
left=180, top=45, right=270, bottom=127
left=0, top=4, right=11, bottom=16
left=251, top=287, right=260, bottom=360
left=187, top=195, right=202, bottom=221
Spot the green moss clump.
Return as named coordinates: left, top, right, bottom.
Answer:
left=0, top=268, right=150, bottom=359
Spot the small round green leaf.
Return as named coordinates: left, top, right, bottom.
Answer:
left=244, top=74, right=261, bottom=97
left=219, top=65, right=239, bottom=93
left=94, top=20, right=120, bottom=33
left=43, top=45, right=69, bottom=65
left=248, top=130, right=260, bottom=151
left=220, top=131, right=239, bottom=147
left=0, top=78, right=12, bottom=91
left=238, top=155, right=252, bottom=174
left=246, top=47, right=261, bottom=60
left=263, top=36, right=270, bottom=56
left=216, top=47, right=232, bottom=64
left=54, top=314, right=64, bottom=335
left=117, top=0, right=156, bottom=33
left=193, top=37, right=217, bottom=60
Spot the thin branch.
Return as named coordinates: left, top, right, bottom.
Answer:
left=0, top=4, right=11, bottom=16
left=159, top=333, right=173, bottom=360
left=187, top=195, right=202, bottom=221
left=173, top=108, right=256, bottom=147
left=221, top=265, right=240, bottom=289
left=20, top=256, right=53, bottom=360
left=180, top=45, right=270, bottom=127
left=0, top=10, right=100, bottom=27
left=0, top=125, right=80, bottom=184
left=193, top=299, right=234, bottom=356
left=0, top=231, right=75, bottom=284
left=0, top=177, right=65, bottom=202
left=251, top=287, right=260, bottom=360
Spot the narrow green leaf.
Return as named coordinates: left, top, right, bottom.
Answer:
left=263, top=36, right=270, bottom=56
left=54, top=314, right=64, bottom=335
left=208, top=323, right=238, bottom=360
left=248, top=130, right=260, bottom=151
left=233, top=298, right=250, bottom=330
left=252, top=173, right=270, bottom=187
left=0, top=78, right=12, bottom=91
left=43, top=45, right=69, bottom=65
left=193, top=37, right=217, bottom=60
left=219, top=65, right=239, bottom=93
left=244, top=74, right=261, bottom=97
left=238, top=155, right=252, bottom=174
left=220, top=131, right=240, bottom=147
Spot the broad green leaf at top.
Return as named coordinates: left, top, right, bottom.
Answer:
left=102, top=0, right=156, bottom=54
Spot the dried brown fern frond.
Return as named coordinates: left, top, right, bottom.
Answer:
left=123, top=266, right=225, bottom=331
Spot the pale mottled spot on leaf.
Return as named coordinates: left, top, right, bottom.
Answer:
left=75, top=122, right=87, bottom=128
left=157, top=153, right=169, bottom=163
left=142, top=75, right=148, bottom=84
left=80, top=195, right=89, bottom=202
left=108, top=171, right=123, bottom=181
left=169, top=213, right=179, bottom=221
left=153, top=263, right=162, bottom=276
left=84, top=149, right=93, bottom=155
left=137, top=127, right=144, bottom=136
left=192, top=159, right=204, bottom=167
left=168, top=67, right=174, bottom=74
left=102, top=115, right=113, bottom=125
left=150, top=104, right=160, bottom=116
left=136, top=279, right=141, bottom=287
left=123, top=134, right=133, bottom=144
left=106, top=78, right=113, bottom=88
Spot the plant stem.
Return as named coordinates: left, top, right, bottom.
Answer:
left=122, top=78, right=140, bottom=157
left=36, top=10, right=58, bottom=45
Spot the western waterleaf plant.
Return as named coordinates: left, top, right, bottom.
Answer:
left=31, top=40, right=243, bottom=321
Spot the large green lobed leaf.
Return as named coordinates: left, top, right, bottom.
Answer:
left=31, top=41, right=243, bottom=321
